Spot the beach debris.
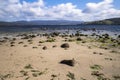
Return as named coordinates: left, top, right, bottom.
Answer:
left=10, top=42, right=15, bottom=44
left=93, top=52, right=97, bottom=54
left=32, top=47, right=37, bottom=49
left=91, top=33, right=97, bottom=36
left=29, top=42, right=33, bottom=44
left=110, top=50, right=119, bottom=54
left=68, top=39, right=75, bottom=42
left=52, top=45, right=57, bottom=48
left=99, top=46, right=108, bottom=50
left=69, top=34, right=74, bottom=38
left=23, top=45, right=27, bottom=47
left=42, top=33, right=48, bottom=36
left=29, top=35, right=36, bottom=38
left=18, top=41, right=24, bottom=44
left=93, top=52, right=103, bottom=55
left=12, top=38, right=16, bottom=41
left=99, top=53, right=103, bottom=55
left=51, top=74, right=57, bottom=80
left=60, top=59, right=75, bottom=66
left=10, top=44, right=15, bottom=47
left=105, top=58, right=113, bottom=61
left=38, top=44, right=41, bottom=46
left=88, top=46, right=92, bottom=49
left=28, top=40, right=32, bottom=42
left=51, top=74, right=57, bottom=78
left=50, top=32, right=60, bottom=37
left=61, top=43, right=69, bottom=49
left=0, top=40, right=6, bottom=43
left=76, top=37, right=82, bottom=41
left=102, top=34, right=110, bottom=39
left=92, top=28, right=96, bottom=31
left=21, top=34, right=36, bottom=39
left=82, top=41, right=86, bottom=43
left=22, top=36, right=29, bottom=39
left=75, top=31, right=80, bottom=36
left=43, top=46, right=47, bottom=50
left=118, top=35, right=120, bottom=38
left=3, top=37, right=9, bottom=40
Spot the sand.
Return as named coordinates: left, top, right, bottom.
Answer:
left=0, top=35, right=120, bottom=80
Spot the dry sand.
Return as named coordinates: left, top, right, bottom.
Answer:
left=0, top=36, right=120, bottom=80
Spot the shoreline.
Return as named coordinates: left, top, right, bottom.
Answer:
left=0, top=29, right=120, bottom=38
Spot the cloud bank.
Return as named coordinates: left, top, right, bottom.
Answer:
left=0, top=0, right=120, bottom=21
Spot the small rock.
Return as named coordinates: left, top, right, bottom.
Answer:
left=23, top=45, right=27, bottom=47
left=61, top=43, right=69, bottom=49
left=99, top=53, right=103, bottom=55
left=18, top=42, right=24, bottom=44
left=52, top=45, right=57, bottom=48
left=33, top=47, right=37, bottom=49
left=10, top=42, right=15, bottom=44
left=43, top=46, right=47, bottom=50
left=93, top=52, right=97, bottom=54
left=60, top=59, right=75, bottom=66
left=76, top=37, right=82, bottom=41
left=11, top=45, right=15, bottom=47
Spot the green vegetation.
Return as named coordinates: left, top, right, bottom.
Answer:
left=32, top=69, right=47, bottom=77
left=90, top=64, right=102, bottom=70
left=0, top=73, right=13, bottom=80
left=24, top=64, right=33, bottom=69
left=91, top=71, right=108, bottom=80
left=84, top=18, right=120, bottom=25
left=113, top=75, right=120, bottom=80
left=51, top=74, right=58, bottom=80
left=80, top=77, right=86, bottom=80
left=20, top=70, right=28, bottom=76
left=68, top=39, right=75, bottom=42
left=39, top=40, right=45, bottom=43
left=20, top=64, right=48, bottom=79
left=46, top=38, right=56, bottom=42
left=66, top=72, right=75, bottom=80
left=110, top=50, right=120, bottom=54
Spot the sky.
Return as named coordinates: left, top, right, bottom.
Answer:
left=0, top=0, right=120, bottom=21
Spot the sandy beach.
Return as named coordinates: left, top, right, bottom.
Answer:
left=0, top=33, right=120, bottom=80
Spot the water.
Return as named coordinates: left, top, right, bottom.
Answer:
left=0, top=25, right=120, bottom=37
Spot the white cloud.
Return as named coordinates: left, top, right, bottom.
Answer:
left=8, top=0, right=19, bottom=3
left=0, top=0, right=120, bottom=21
left=82, top=0, right=120, bottom=21
left=85, top=0, right=113, bottom=13
left=47, top=3, right=83, bottom=20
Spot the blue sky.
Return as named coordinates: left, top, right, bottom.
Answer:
left=51, top=0, right=119, bottom=9
left=0, top=0, right=120, bottom=21
left=21, top=0, right=120, bottom=9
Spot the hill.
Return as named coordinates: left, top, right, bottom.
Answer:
left=0, top=20, right=82, bottom=27
left=83, top=18, right=120, bottom=25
